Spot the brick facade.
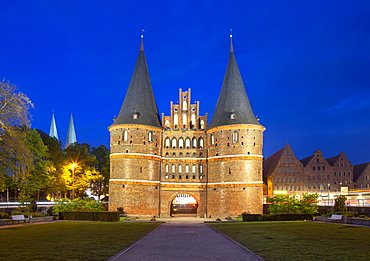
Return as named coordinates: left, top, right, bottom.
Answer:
left=109, top=88, right=265, bottom=217
left=264, top=144, right=368, bottom=197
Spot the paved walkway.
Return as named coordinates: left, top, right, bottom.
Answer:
left=108, top=217, right=264, bottom=261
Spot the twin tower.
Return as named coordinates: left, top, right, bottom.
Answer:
left=109, top=35, right=265, bottom=217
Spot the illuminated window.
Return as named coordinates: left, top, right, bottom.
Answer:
left=123, top=130, right=128, bottom=141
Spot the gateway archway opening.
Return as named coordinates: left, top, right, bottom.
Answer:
left=170, top=194, right=198, bottom=216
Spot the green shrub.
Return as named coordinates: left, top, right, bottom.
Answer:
left=242, top=213, right=314, bottom=222
left=59, top=211, right=120, bottom=222
left=267, top=194, right=318, bottom=215
left=53, top=198, right=104, bottom=215
left=334, top=195, right=347, bottom=213
left=10, top=211, right=48, bottom=218
left=0, top=213, right=11, bottom=219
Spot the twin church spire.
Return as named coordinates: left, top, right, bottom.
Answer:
left=112, top=33, right=261, bottom=129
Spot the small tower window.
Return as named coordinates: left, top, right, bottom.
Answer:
left=123, top=130, right=128, bottom=141
left=210, top=134, right=215, bottom=145
left=148, top=131, right=153, bottom=142
left=232, top=131, right=238, bottom=143
left=133, top=112, right=140, bottom=119
left=230, top=112, right=236, bottom=119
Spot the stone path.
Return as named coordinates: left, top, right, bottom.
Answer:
left=108, top=217, right=264, bottom=261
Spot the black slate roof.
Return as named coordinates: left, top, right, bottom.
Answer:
left=113, top=49, right=162, bottom=128
left=208, top=48, right=261, bottom=129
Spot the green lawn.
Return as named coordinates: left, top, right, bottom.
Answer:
left=0, top=222, right=161, bottom=261
left=209, top=221, right=370, bottom=261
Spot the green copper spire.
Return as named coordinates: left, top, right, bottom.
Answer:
left=66, top=111, right=77, bottom=147
left=49, top=111, right=59, bottom=140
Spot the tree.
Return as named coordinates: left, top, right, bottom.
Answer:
left=0, top=126, right=33, bottom=201
left=267, top=193, right=318, bottom=214
left=91, top=145, right=110, bottom=199
left=0, top=79, right=33, bottom=200
left=334, top=195, right=347, bottom=213
left=37, top=130, right=66, bottom=199
left=0, top=79, right=33, bottom=134
left=64, top=143, right=98, bottom=198
left=24, top=129, right=53, bottom=200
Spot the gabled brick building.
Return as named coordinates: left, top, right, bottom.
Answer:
left=263, top=144, right=365, bottom=197
left=109, top=35, right=265, bottom=217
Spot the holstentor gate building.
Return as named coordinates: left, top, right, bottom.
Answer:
left=108, top=34, right=265, bottom=217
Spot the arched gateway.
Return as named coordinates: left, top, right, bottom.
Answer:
left=170, top=194, right=198, bottom=216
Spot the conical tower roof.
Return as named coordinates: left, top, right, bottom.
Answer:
left=49, top=111, right=59, bottom=140
left=66, top=112, right=77, bottom=147
left=208, top=35, right=260, bottom=129
left=112, top=35, right=161, bottom=128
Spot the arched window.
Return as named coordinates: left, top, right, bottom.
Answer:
left=178, top=165, right=182, bottom=173
left=210, top=134, right=215, bottom=145
left=232, top=131, right=238, bottom=143
left=182, top=114, right=187, bottom=126
left=165, top=120, right=170, bottom=128
left=185, top=138, right=191, bottom=148
left=123, top=130, right=128, bottom=141
left=182, top=101, right=187, bottom=110
left=192, top=165, right=196, bottom=173
left=148, top=131, right=153, bottom=142
left=185, top=164, right=189, bottom=173
left=178, top=138, right=184, bottom=148
left=191, top=114, right=196, bottom=128
left=198, top=138, right=204, bottom=149
left=192, top=138, right=197, bottom=148
left=165, top=137, right=170, bottom=148
left=200, top=120, right=205, bottom=129
left=174, top=114, right=178, bottom=126
left=165, top=164, right=169, bottom=173
left=171, top=164, right=176, bottom=173
left=172, top=138, right=177, bottom=148
left=199, top=164, right=203, bottom=174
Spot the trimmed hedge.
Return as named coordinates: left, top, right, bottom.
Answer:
left=242, top=213, right=314, bottom=222
left=59, top=211, right=120, bottom=222
left=0, top=212, right=11, bottom=219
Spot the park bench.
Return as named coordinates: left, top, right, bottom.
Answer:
left=11, top=215, right=28, bottom=224
left=327, top=214, right=343, bottom=222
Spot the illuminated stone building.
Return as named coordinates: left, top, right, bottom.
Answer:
left=263, top=144, right=358, bottom=197
left=108, top=35, right=265, bottom=217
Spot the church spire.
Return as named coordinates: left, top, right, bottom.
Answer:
left=49, top=111, right=59, bottom=140
left=66, top=111, right=77, bottom=147
left=112, top=34, right=161, bottom=128
left=208, top=34, right=261, bottom=129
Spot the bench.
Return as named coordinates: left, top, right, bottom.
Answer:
left=11, top=215, right=28, bottom=224
left=327, top=214, right=343, bottom=222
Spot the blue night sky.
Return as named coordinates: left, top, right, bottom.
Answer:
left=1, top=1, right=369, bottom=164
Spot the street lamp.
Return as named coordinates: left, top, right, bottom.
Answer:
left=70, top=163, right=77, bottom=199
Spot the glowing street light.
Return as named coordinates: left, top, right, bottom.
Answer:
left=70, top=163, right=78, bottom=199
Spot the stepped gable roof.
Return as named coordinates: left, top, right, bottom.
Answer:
left=326, top=154, right=341, bottom=165
left=112, top=36, right=161, bottom=128
left=263, top=147, right=285, bottom=177
left=300, top=155, right=314, bottom=166
left=208, top=35, right=260, bottom=129
left=353, top=162, right=370, bottom=181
